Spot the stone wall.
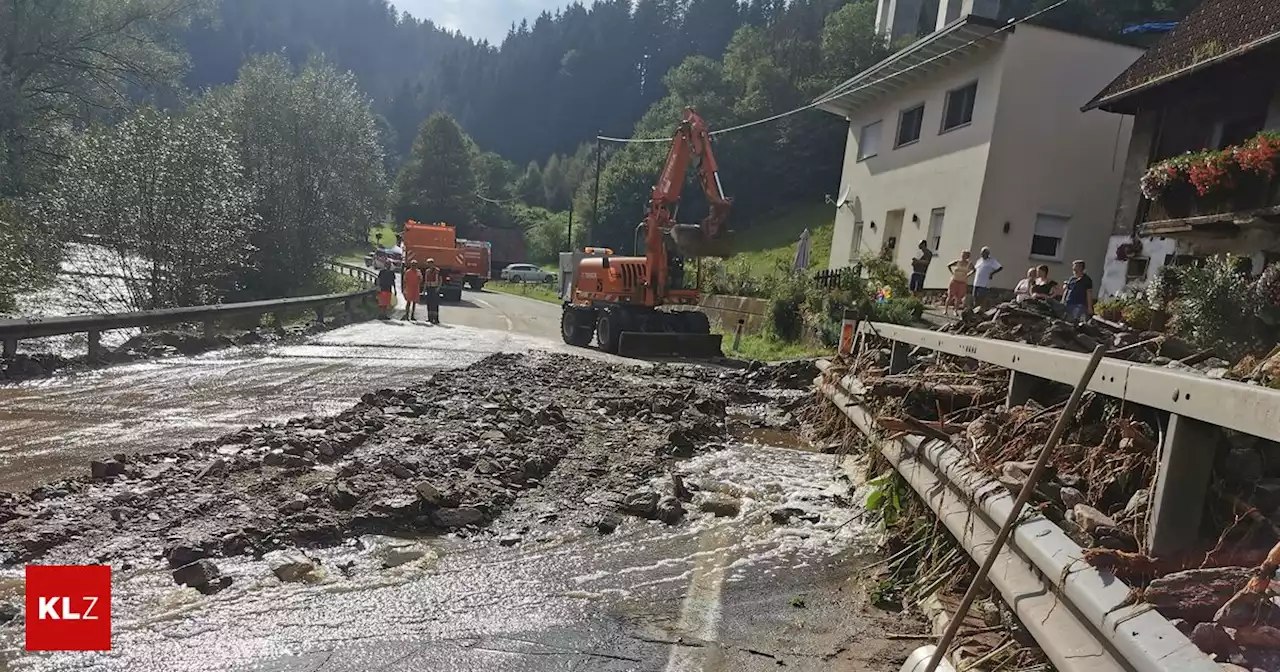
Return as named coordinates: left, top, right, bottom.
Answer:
left=699, top=295, right=770, bottom=335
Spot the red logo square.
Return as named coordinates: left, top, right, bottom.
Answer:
left=24, top=565, right=112, bottom=651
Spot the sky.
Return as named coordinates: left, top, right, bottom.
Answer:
left=391, top=0, right=571, bottom=43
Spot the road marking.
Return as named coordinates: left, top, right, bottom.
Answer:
left=472, top=298, right=514, bottom=332
left=664, top=525, right=730, bottom=672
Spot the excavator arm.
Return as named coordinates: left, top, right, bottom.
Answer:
left=644, top=108, right=734, bottom=306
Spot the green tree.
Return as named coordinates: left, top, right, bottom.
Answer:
left=393, top=112, right=478, bottom=228
left=0, top=201, right=58, bottom=313
left=0, top=0, right=206, bottom=197
left=518, top=161, right=546, bottom=207
left=207, top=55, right=386, bottom=297
left=37, top=108, right=255, bottom=310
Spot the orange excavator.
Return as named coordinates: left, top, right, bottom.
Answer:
left=561, top=108, right=733, bottom=358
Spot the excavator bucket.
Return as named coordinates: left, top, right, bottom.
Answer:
left=617, top=331, right=725, bottom=359
left=670, top=224, right=734, bottom=259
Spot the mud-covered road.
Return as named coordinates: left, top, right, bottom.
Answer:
left=0, top=290, right=566, bottom=490
left=0, top=293, right=920, bottom=671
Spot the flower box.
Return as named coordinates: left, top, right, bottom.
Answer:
left=1142, top=131, right=1280, bottom=222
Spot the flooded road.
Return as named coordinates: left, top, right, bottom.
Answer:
left=0, top=291, right=566, bottom=490
left=2, top=446, right=901, bottom=672
left=0, top=292, right=913, bottom=671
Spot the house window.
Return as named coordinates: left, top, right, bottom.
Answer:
left=1029, top=213, right=1068, bottom=259
left=928, top=208, right=945, bottom=250
left=896, top=104, right=925, bottom=147
left=857, top=120, right=882, bottom=161
left=941, top=81, right=978, bottom=132
left=1125, top=257, right=1150, bottom=280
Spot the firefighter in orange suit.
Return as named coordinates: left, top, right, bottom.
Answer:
left=422, top=258, right=442, bottom=324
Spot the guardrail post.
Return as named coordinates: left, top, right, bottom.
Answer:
left=315, top=306, right=325, bottom=324
left=344, top=298, right=353, bottom=322
left=888, top=341, right=910, bottom=374
left=87, top=330, right=102, bottom=360
left=732, top=319, right=744, bottom=352
left=274, top=311, right=285, bottom=329
left=1007, top=371, right=1039, bottom=407
left=2, top=338, right=15, bottom=359
left=1148, top=413, right=1217, bottom=556
left=203, top=318, right=216, bottom=343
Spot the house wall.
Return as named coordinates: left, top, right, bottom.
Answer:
left=977, top=25, right=1143, bottom=289
left=827, top=41, right=1006, bottom=289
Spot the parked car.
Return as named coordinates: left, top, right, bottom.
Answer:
left=500, top=263, right=555, bottom=283
left=372, top=248, right=403, bottom=271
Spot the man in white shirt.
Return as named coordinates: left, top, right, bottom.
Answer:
left=971, top=246, right=1003, bottom=308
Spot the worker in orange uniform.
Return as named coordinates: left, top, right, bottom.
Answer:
left=422, top=258, right=442, bottom=324
left=402, top=264, right=422, bottom=320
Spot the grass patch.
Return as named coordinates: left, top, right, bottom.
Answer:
left=487, top=281, right=561, bottom=304
left=720, top=331, right=831, bottom=361
left=726, top=204, right=835, bottom=277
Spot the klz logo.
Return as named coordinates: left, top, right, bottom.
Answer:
left=25, top=565, right=112, bottom=651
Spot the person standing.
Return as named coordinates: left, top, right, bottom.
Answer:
left=945, top=250, right=973, bottom=315
left=422, top=258, right=442, bottom=324
left=971, top=247, right=1003, bottom=307
left=1030, top=264, right=1059, bottom=299
left=376, top=264, right=397, bottom=319
left=402, top=264, right=422, bottom=320
left=909, top=240, right=933, bottom=294
left=1014, top=267, right=1036, bottom=302
left=1062, top=260, right=1094, bottom=322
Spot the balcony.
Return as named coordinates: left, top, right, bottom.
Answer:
left=1139, top=132, right=1280, bottom=238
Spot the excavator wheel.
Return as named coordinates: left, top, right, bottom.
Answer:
left=561, top=306, right=596, bottom=347
left=595, top=307, right=628, bottom=354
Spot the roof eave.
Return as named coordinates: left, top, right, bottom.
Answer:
left=814, top=14, right=1007, bottom=117
left=1083, top=30, right=1280, bottom=113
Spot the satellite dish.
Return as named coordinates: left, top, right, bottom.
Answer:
left=836, top=186, right=852, bottom=208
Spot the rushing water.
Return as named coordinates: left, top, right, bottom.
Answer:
left=5, top=244, right=147, bottom=357
left=0, top=442, right=871, bottom=672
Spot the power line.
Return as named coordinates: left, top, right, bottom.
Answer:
left=596, top=0, right=1071, bottom=145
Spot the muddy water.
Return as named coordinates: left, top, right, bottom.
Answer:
left=0, top=321, right=605, bottom=490
left=0, top=443, right=873, bottom=672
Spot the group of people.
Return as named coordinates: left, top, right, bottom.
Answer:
left=376, top=259, right=443, bottom=324
left=909, top=239, right=1095, bottom=321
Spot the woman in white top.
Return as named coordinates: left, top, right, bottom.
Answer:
left=1013, top=267, right=1036, bottom=302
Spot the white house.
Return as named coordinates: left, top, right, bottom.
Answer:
left=817, top=1, right=1143, bottom=291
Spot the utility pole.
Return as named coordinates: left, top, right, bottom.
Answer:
left=566, top=201, right=574, bottom=252
left=591, top=132, right=602, bottom=246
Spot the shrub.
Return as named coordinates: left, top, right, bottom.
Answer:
left=857, top=254, right=910, bottom=299
left=1169, top=255, right=1260, bottom=357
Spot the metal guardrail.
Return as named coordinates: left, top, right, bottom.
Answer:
left=854, top=320, right=1280, bottom=558
left=859, top=322, right=1280, bottom=442
left=0, top=261, right=378, bottom=360
left=817, top=362, right=1218, bottom=672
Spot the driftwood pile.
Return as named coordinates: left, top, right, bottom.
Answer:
left=842, top=338, right=1280, bottom=669
left=939, top=300, right=1231, bottom=371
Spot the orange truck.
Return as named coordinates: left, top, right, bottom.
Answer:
left=456, top=238, right=491, bottom=291
left=401, top=220, right=466, bottom=302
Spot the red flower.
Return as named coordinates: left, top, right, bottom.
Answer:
left=1187, top=154, right=1233, bottom=196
